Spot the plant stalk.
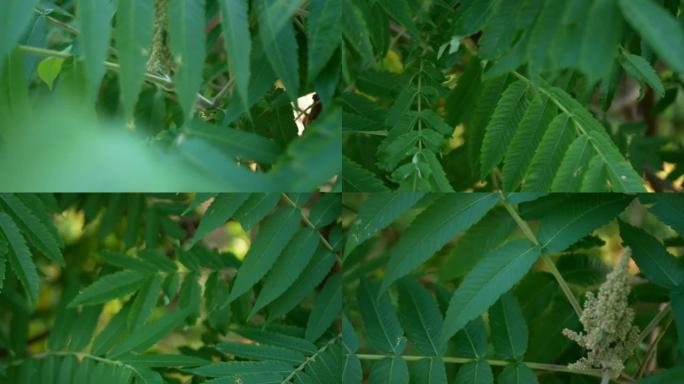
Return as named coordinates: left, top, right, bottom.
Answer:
left=499, top=193, right=583, bottom=317
left=354, top=353, right=605, bottom=379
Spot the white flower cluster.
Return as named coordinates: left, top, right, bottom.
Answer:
left=563, top=248, right=640, bottom=377
left=147, top=0, right=173, bottom=74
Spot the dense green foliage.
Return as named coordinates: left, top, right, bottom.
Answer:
left=343, top=193, right=684, bottom=383
left=4, top=192, right=684, bottom=383
left=0, top=193, right=342, bottom=383
left=341, top=0, right=684, bottom=192
left=0, top=0, right=341, bottom=191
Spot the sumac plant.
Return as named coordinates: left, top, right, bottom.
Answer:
left=341, top=0, right=684, bottom=192
left=0, top=0, right=341, bottom=191
left=0, top=193, right=343, bottom=383
left=342, top=193, right=684, bottom=383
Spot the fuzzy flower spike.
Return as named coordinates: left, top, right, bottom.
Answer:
left=563, top=248, right=640, bottom=382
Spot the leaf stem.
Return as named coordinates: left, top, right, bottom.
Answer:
left=353, top=353, right=605, bottom=378
left=281, top=193, right=340, bottom=263
left=636, top=316, right=672, bottom=379
left=6, top=350, right=145, bottom=380
left=637, top=303, right=671, bottom=344
left=282, top=335, right=340, bottom=382
left=499, top=193, right=583, bottom=317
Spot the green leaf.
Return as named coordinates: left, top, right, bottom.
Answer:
left=183, top=120, right=284, bottom=165
left=127, top=274, right=163, bottom=331
left=257, top=0, right=300, bottom=100
left=502, top=94, right=555, bottom=190
left=453, top=317, right=488, bottom=359
left=267, top=249, right=336, bottom=321
left=68, top=304, right=103, bottom=351
left=550, top=135, right=594, bottom=192
left=578, top=0, right=622, bottom=82
left=640, top=194, right=684, bottom=236
left=342, top=0, right=375, bottom=65
left=305, top=273, right=342, bottom=341
left=441, top=207, right=516, bottom=282
left=0, top=243, right=5, bottom=292
left=480, top=80, right=531, bottom=178
left=168, top=0, right=206, bottom=119
left=78, top=0, right=115, bottom=97
left=342, top=156, right=390, bottom=192
left=233, top=193, right=281, bottom=231
left=101, top=251, right=157, bottom=273
left=422, top=150, right=455, bottom=192
left=216, top=342, right=305, bottom=365
left=307, top=0, right=341, bottom=81
left=0, top=212, right=38, bottom=305
left=0, top=193, right=63, bottom=265
left=109, top=307, right=191, bottom=358
left=619, top=221, right=684, bottom=290
left=92, top=303, right=133, bottom=355
left=357, top=280, right=405, bottom=354
left=619, top=0, right=684, bottom=74
left=586, top=129, right=646, bottom=192
left=410, top=358, right=447, bottom=384
left=37, top=56, right=64, bottom=90
left=227, top=206, right=300, bottom=302
left=452, top=0, right=498, bottom=36
left=497, top=363, right=539, bottom=384
left=369, top=357, right=409, bottom=384
left=522, top=108, right=575, bottom=192
left=381, top=193, right=499, bottom=292
left=441, top=240, right=541, bottom=343
left=270, top=106, right=341, bottom=191
left=345, top=192, right=423, bottom=257
left=190, top=194, right=250, bottom=247
left=260, top=0, right=306, bottom=35
left=189, top=360, right=292, bottom=377
left=537, top=194, right=633, bottom=253
left=580, top=156, right=608, bottom=192
left=309, top=194, right=341, bottom=228
left=640, top=366, right=684, bottom=384
left=115, top=0, right=154, bottom=119
left=467, top=74, right=510, bottom=170
left=375, top=0, right=421, bottom=41
left=397, top=278, right=446, bottom=356
left=0, top=0, right=40, bottom=72
left=250, top=228, right=319, bottom=317
left=234, top=327, right=317, bottom=354
left=220, top=0, right=251, bottom=107
left=620, top=52, right=665, bottom=96
left=69, top=270, right=147, bottom=307
left=544, top=86, right=646, bottom=192
left=454, top=361, right=493, bottom=384
left=489, top=293, right=528, bottom=360
left=299, top=342, right=345, bottom=383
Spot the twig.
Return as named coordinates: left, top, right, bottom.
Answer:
left=637, top=303, right=671, bottom=344
left=280, top=193, right=341, bottom=264
left=16, top=45, right=214, bottom=108
left=636, top=316, right=672, bottom=379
